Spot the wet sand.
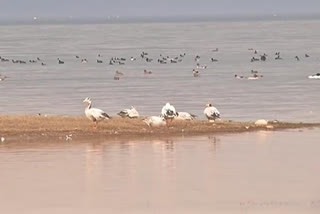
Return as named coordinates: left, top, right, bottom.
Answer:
left=0, top=115, right=319, bottom=142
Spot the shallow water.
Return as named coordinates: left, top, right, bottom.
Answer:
left=0, top=20, right=320, bottom=121
left=0, top=128, right=319, bottom=214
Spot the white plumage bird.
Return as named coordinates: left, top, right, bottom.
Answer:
left=83, top=97, right=111, bottom=128
left=143, top=116, right=166, bottom=127
left=204, top=103, right=220, bottom=121
left=175, top=112, right=196, bottom=121
left=118, top=106, right=140, bottom=118
left=161, top=103, right=178, bottom=119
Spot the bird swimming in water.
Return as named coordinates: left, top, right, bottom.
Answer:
left=57, top=58, right=64, bottom=64
left=83, top=97, right=111, bottom=129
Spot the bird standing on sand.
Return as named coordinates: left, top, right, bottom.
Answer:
left=175, top=112, right=196, bottom=120
left=118, top=106, right=140, bottom=118
left=0, top=75, right=7, bottom=81
left=161, top=103, right=178, bottom=125
left=83, top=97, right=111, bottom=129
left=204, top=103, right=220, bottom=122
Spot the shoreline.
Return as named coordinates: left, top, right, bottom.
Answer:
left=1, top=115, right=319, bottom=143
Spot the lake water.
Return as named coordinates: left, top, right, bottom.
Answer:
left=0, top=128, right=319, bottom=214
left=0, top=19, right=319, bottom=121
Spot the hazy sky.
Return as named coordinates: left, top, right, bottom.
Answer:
left=0, top=0, right=320, bottom=19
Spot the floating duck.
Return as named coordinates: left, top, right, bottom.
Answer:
left=115, top=70, right=124, bottom=75
left=118, top=106, right=140, bottom=118
left=83, top=97, right=111, bottom=129
left=204, top=103, right=220, bottom=121
left=234, top=74, right=245, bottom=79
left=308, top=73, right=320, bottom=79
left=247, top=74, right=263, bottom=80
left=57, top=58, right=64, bottom=64
left=196, top=64, right=207, bottom=69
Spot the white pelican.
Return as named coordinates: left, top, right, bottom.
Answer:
left=161, top=103, right=178, bottom=125
left=175, top=112, right=196, bottom=121
left=161, top=103, right=178, bottom=119
left=83, top=97, right=111, bottom=128
left=143, top=116, right=166, bottom=128
left=118, top=106, right=140, bottom=118
left=204, top=103, right=220, bottom=121
left=308, top=73, right=320, bottom=79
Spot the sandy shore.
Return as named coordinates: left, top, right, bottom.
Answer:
left=0, top=115, right=319, bottom=142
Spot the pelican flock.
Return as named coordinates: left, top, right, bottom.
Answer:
left=82, top=98, right=221, bottom=129
left=83, top=97, right=111, bottom=128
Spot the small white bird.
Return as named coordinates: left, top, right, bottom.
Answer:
left=118, top=106, right=140, bottom=118
left=175, top=112, right=196, bottom=121
left=143, top=116, right=166, bottom=128
left=204, top=103, right=220, bottom=121
left=1, top=137, right=5, bottom=142
left=83, top=97, right=111, bottom=129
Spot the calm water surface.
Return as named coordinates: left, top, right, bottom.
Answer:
left=0, top=20, right=320, bottom=121
left=0, top=128, right=319, bottom=214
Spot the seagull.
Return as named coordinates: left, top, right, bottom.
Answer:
left=175, top=112, right=196, bottom=120
left=118, top=106, right=140, bottom=118
left=83, top=97, right=111, bottom=129
left=204, top=103, right=220, bottom=122
left=143, top=116, right=166, bottom=128
left=161, top=103, right=178, bottom=125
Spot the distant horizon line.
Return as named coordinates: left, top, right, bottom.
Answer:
left=1, top=13, right=320, bottom=24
